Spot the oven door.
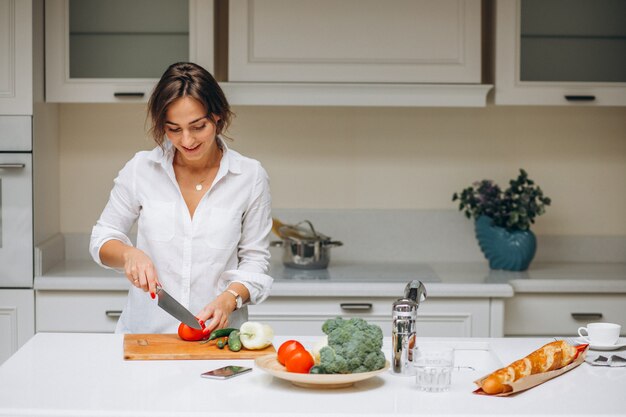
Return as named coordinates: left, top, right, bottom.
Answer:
left=0, top=153, right=32, bottom=287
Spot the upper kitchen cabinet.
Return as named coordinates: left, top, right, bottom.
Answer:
left=224, top=0, right=491, bottom=107
left=45, top=0, right=214, bottom=103
left=495, top=0, right=626, bottom=106
left=0, top=0, right=33, bottom=114
left=229, top=0, right=480, bottom=83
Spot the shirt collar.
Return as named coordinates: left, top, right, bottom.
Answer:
left=148, top=136, right=242, bottom=175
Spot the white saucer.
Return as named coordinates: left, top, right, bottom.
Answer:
left=576, top=337, right=626, bottom=351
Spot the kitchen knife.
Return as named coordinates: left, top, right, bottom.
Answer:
left=156, top=286, right=203, bottom=330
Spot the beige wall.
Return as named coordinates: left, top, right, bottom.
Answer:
left=59, top=104, right=626, bottom=236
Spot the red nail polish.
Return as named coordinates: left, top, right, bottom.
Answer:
left=150, top=292, right=155, bottom=299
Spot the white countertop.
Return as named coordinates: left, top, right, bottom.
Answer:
left=1, top=333, right=625, bottom=417
left=33, top=259, right=514, bottom=297
left=34, top=259, right=626, bottom=296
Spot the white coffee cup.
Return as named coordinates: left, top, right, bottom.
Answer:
left=577, top=322, right=621, bottom=345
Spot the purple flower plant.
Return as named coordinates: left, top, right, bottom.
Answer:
left=452, top=169, right=551, bottom=231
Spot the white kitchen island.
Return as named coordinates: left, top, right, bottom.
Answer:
left=0, top=333, right=624, bottom=417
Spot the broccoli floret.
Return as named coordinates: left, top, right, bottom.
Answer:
left=321, top=317, right=345, bottom=334
left=317, top=317, right=386, bottom=374
left=319, top=346, right=349, bottom=373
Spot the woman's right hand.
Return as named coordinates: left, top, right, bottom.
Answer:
left=123, top=247, right=159, bottom=298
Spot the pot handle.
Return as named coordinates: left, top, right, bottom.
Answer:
left=326, top=241, right=343, bottom=248
left=270, top=240, right=284, bottom=248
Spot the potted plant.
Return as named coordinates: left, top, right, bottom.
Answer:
left=452, top=169, right=551, bottom=271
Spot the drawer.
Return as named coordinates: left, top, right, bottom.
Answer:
left=505, top=294, right=626, bottom=336
left=36, top=291, right=127, bottom=333
left=248, top=297, right=491, bottom=337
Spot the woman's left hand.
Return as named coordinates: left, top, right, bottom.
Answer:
left=196, top=293, right=237, bottom=333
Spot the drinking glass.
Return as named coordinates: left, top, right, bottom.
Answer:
left=414, top=344, right=454, bottom=392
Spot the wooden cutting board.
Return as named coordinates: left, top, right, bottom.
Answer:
left=123, top=334, right=276, bottom=360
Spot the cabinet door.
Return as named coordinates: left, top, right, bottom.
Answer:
left=0, top=153, right=33, bottom=286
left=0, top=290, right=35, bottom=365
left=505, top=294, right=626, bottom=336
left=36, top=291, right=128, bottom=332
left=229, top=0, right=481, bottom=83
left=0, top=0, right=32, bottom=114
left=495, top=0, right=626, bottom=106
left=45, top=0, right=214, bottom=102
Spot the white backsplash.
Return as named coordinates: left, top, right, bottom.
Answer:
left=272, top=209, right=626, bottom=264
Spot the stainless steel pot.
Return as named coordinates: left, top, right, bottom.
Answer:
left=270, top=220, right=342, bottom=270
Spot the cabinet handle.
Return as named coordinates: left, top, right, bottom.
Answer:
left=114, top=92, right=145, bottom=98
left=571, top=313, right=603, bottom=321
left=0, top=163, right=26, bottom=169
left=565, top=95, right=596, bottom=102
left=340, top=303, right=373, bottom=311
left=105, top=310, right=123, bottom=318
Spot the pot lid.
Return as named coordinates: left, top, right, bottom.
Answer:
left=277, top=220, right=330, bottom=242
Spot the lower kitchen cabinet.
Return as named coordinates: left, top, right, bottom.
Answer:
left=36, top=291, right=127, bottom=333
left=34, top=291, right=503, bottom=337
left=505, top=294, right=626, bottom=336
left=0, top=290, right=35, bottom=365
left=248, top=297, right=499, bottom=337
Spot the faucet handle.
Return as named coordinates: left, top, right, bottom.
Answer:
left=404, top=280, right=427, bottom=305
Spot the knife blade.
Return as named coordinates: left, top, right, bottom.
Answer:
left=156, top=286, right=203, bottom=330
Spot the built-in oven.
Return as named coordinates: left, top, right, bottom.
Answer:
left=0, top=116, right=33, bottom=288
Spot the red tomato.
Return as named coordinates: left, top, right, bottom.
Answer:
left=285, top=349, right=315, bottom=373
left=177, top=320, right=209, bottom=341
left=277, top=340, right=305, bottom=365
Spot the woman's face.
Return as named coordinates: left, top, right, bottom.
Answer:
left=164, top=96, right=219, bottom=164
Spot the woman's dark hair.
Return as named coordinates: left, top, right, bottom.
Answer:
left=147, top=62, right=233, bottom=148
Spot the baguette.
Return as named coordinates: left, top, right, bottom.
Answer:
left=480, top=340, right=578, bottom=395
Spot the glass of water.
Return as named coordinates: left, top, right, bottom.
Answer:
left=414, top=344, right=454, bottom=392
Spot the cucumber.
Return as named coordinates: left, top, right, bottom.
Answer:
left=309, top=365, right=326, bottom=374
left=208, top=327, right=238, bottom=341
left=228, top=330, right=242, bottom=352
left=216, top=338, right=227, bottom=349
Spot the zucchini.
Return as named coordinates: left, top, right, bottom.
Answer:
left=228, top=330, right=242, bottom=352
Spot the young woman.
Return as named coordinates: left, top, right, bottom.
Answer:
left=90, top=62, right=273, bottom=334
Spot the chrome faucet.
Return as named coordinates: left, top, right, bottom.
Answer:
left=392, top=280, right=427, bottom=375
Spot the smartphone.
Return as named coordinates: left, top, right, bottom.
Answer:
left=201, top=365, right=252, bottom=379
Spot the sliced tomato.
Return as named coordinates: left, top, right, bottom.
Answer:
left=285, top=349, right=315, bottom=374
left=277, top=340, right=305, bottom=365
left=177, top=320, right=209, bottom=341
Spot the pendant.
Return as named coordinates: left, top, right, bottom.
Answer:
left=195, top=184, right=203, bottom=191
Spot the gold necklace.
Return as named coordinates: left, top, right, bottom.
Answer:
left=195, top=178, right=207, bottom=191
left=176, top=147, right=222, bottom=192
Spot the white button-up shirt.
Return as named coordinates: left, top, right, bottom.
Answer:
left=90, top=138, right=273, bottom=333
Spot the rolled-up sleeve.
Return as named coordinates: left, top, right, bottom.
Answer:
left=89, top=157, right=140, bottom=270
left=218, top=162, right=273, bottom=304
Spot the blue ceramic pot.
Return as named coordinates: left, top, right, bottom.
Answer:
left=474, top=216, right=536, bottom=271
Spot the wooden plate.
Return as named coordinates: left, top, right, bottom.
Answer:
left=254, top=354, right=390, bottom=389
